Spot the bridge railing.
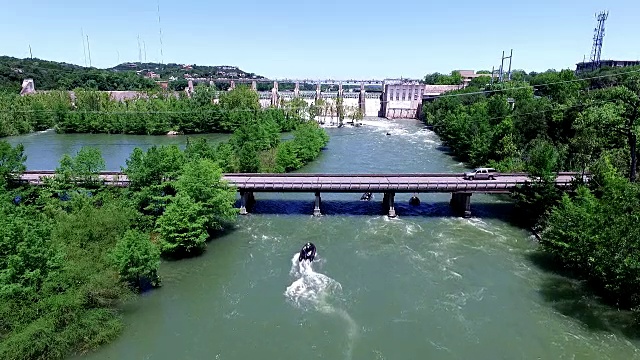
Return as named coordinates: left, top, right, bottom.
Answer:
left=222, top=178, right=577, bottom=193
left=221, top=172, right=534, bottom=178
left=20, top=171, right=586, bottom=179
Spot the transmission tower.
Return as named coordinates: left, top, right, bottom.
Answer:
left=589, top=10, right=609, bottom=71
left=498, top=49, right=513, bottom=82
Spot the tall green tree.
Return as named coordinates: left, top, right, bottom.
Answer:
left=174, top=159, right=237, bottom=232
left=156, top=194, right=209, bottom=257
left=111, top=230, right=161, bottom=291
left=0, top=141, right=26, bottom=187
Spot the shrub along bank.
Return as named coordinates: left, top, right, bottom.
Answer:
left=422, top=66, right=640, bottom=311
left=0, top=116, right=328, bottom=359
left=0, top=86, right=304, bottom=137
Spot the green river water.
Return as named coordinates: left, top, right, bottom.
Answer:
left=7, top=118, right=640, bottom=360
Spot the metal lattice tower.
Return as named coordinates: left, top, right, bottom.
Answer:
left=589, top=10, right=609, bottom=71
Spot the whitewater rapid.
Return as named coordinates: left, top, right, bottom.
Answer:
left=284, top=253, right=359, bottom=359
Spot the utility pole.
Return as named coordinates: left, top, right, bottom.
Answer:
left=506, top=49, right=513, bottom=81
left=497, top=50, right=514, bottom=83
left=86, top=35, right=92, bottom=67
left=157, top=0, right=164, bottom=65
left=491, top=66, right=496, bottom=85
left=81, top=28, right=87, bottom=66
left=499, top=51, right=505, bottom=82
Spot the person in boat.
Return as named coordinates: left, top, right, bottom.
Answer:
left=298, top=242, right=317, bottom=262
left=360, top=192, right=373, bottom=201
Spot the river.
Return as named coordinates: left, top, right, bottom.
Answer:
left=6, top=118, right=640, bottom=359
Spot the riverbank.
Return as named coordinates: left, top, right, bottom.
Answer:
left=0, top=118, right=329, bottom=360
left=0, top=87, right=305, bottom=137
left=422, top=67, right=640, bottom=314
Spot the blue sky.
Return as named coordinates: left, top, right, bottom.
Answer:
left=1, top=0, right=639, bottom=79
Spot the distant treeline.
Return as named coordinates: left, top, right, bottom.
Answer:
left=0, top=86, right=311, bottom=137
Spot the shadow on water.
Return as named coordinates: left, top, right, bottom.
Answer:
left=528, top=251, right=640, bottom=340
left=235, top=198, right=517, bottom=220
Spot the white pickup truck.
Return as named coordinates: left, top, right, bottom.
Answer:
left=463, top=167, right=498, bottom=180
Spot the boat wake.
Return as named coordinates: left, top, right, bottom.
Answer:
left=285, top=253, right=358, bottom=359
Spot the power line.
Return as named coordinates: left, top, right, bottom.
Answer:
left=86, top=35, right=92, bottom=68
left=0, top=98, right=611, bottom=117
left=81, top=28, right=87, bottom=67
left=157, top=0, right=164, bottom=65
left=2, top=107, right=349, bottom=114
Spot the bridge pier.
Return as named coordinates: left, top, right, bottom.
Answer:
left=382, top=192, right=396, bottom=218
left=379, top=80, right=387, bottom=117
left=239, top=191, right=255, bottom=215
left=450, top=192, right=471, bottom=218
left=271, top=81, right=279, bottom=107
left=315, top=82, right=321, bottom=102
left=314, top=191, right=322, bottom=216
left=359, top=82, right=366, bottom=114
left=240, top=191, right=249, bottom=215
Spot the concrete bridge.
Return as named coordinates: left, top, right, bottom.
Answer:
left=17, top=171, right=582, bottom=218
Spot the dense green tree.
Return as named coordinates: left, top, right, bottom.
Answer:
left=542, top=157, right=640, bottom=307
left=124, top=145, right=185, bottom=189
left=52, top=146, right=106, bottom=187
left=111, top=230, right=161, bottom=291
left=468, top=76, right=492, bottom=88
left=0, top=209, right=58, bottom=298
left=275, top=141, right=302, bottom=172
left=174, top=159, right=237, bottom=232
left=590, top=86, right=640, bottom=180
left=218, top=85, right=259, bottom=112
left=423, top=71, right=463, bottom=85
left=156, top=194, right=209, bottom=257
left=0, top=141, right=26, bottom=187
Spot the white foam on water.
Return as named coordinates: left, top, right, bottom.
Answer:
left=360, top=118, right=395, bottom=128
left=285, top=253, right=358, bottom=360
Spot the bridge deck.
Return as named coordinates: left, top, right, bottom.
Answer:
left=223, top=173, right=577, bottom=194
left=17, top=172, right=580, bottom=194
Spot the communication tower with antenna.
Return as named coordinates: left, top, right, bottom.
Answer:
left=589, top=10, right=609, bottom=71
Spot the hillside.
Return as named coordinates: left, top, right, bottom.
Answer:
left=109, top=62, right=264, bottom=81
left=0, top=56, right=264, bottom=92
